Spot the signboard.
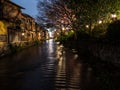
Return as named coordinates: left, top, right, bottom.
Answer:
left=0, top=34, right=7, bottom=42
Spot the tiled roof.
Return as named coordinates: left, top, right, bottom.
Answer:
left=22, top=13, right=34, bottom=19
left=7, top=0, right=25, bottom=9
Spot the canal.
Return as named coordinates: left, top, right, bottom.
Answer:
left=0, top=39, right=119, bottom=90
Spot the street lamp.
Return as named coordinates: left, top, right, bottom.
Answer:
left=22, top=32, right=25, bottom=36
left=98, top=20, right=102, bottom=24
left=86, top=25, right=89, bottom=28
left=38, top=32, right=40, bottom=36
left=62, top=27, right=65, bottom=31
left=111, top=13, right=117, bottom=21
left=111, top=14, right=116, bottom=18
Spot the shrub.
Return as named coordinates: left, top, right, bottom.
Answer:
left=92, top=25, right=106, bottom=38
left=8, top=43, right=23, bottom=53
left=76, top=31, right=90, bottom=40
left=34, top=40, right=42, bottom=45
left=106, top=20, right=120, bottom=41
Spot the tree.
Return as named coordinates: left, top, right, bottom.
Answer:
left=36, top=0, right=74, bottom=31
left=64, top=0, right=120, bottom=36
left=37, top=0, right=120, bottom=39
left=106, top=20, right=120, bottom=41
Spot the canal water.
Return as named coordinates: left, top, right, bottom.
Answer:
left=0, top=39, right=119, bottom=90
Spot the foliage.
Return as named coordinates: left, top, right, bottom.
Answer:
left=8, top=43, right=22, bottom=53
left=92, top=24, right=108, bottom=38
left=34, top=40, right=42, bottom=45
left=64, top=0, right=120, bottom=35
left=56, top=30, right=74, bottom=42
left=106, top=20, right=120, bottom=41
left=37, top=0, right=120, bottom=39
left=37, top=0, right=73, bottom=30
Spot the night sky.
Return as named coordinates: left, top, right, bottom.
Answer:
left=12, top=0, right=38, bottom=18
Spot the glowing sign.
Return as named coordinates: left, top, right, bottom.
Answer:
left=0, top=21, right=6, bottom=34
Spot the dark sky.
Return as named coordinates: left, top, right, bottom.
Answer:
left=12, top=0, right=38, bottom=18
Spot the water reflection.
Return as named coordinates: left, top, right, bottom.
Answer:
left=55, top=42, right=119, bottom=90
left=48, top=39, right=54, bottom=55
left=55, top=44, right=82, bottom=89
left=0, top=39, right=119, bottom=90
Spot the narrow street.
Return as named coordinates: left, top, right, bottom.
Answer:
left=0, top=39, right=120, bottom=90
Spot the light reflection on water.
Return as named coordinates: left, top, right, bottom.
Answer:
left=0, top=39, right=118, bottom=90
left=55, top=44, right=82, bottom=89
left=48, top=39, right=54, bottom=54
left=54, top=42, right=119, bottom=90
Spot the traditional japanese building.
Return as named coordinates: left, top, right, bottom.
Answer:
left=0, top=0, right=24, bottom=48
left=0, top=0, right=46, bottom=55
left=20, top=13, right=36, bottom=42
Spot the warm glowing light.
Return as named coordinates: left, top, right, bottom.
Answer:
left=0, top=21, right=6, bottom=34
left=111, top=14, right=117, bottom=18
left=86, top=25, right=89, bottom=28
left=98, top=20, right=102, bottom=24
left=71, top=30, right=74, bottom=33
left=62, top=27, right=65, bottom=31
left=61, top=20, right=64, bottom=23
left=22, top=32, right=25, bottom=36
left=57, top=33, right=59, bottom=35
left=72, top=15, right=76, bottom=21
